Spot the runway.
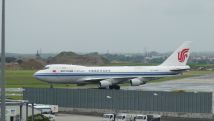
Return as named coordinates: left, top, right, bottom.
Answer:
left=125, top=74, right=214, bottom=113
left=125, top=74, right=214, bottom=92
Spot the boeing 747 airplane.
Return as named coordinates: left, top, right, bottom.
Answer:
left=34, top=41, right=191, bottom=89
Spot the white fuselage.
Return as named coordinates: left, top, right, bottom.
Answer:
left=33, top=64, right=189, bottom=84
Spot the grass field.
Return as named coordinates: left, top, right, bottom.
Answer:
left=6, top=70, right=77, bottom=88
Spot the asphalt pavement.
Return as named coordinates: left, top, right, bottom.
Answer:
left=56, top=113, right=102, bottom=121
left=125, top=74, right=214, bottom=92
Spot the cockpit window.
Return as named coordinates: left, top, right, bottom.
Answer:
left=43, top=67, right=50, bottom=70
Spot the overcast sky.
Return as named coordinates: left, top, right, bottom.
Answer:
left=1, top=0, right=214, bottom=53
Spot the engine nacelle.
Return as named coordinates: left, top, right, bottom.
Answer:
left=130, top=78, right=146, bottom=86
left=99, top=80, right=112, bottom=88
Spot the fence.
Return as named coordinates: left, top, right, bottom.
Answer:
left=23, top=88, right=212, bottom=113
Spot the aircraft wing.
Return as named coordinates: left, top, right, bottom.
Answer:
left=76, top=76, right=159, bottom=86
left=76, top=76, right=134, bottom=85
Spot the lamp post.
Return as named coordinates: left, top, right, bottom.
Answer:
left=1, top=0, right=6, bottom=120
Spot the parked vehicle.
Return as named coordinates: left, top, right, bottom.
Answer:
left=33, top=104, right=58, bottom=121
left=34, top=104, right=58, bottom=114
left=115, top=113, right=135, bottom=121
left=134, top=115, right=148, bottom=121
left=103, top=113, right=161, bottom=121
left=103, top=114, right=115, bottom=121
left=134, top=114, right=161, bottom=121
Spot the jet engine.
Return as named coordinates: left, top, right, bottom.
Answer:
left=99, top=80, right=112, bottom=88
left=130, top=78, right=146, bottom=86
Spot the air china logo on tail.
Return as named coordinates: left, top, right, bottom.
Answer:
left=178, top=48, right=189, bottom=62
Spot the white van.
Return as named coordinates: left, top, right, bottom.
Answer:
left=103, top=114, right=115, bottom=121
left=34, top=104, right=58, bottom=121
left=134, top=114, right=161, bottom=121
left=115, top=113, right=135, bottom=121
left=134, top=115, right=148, bottom=121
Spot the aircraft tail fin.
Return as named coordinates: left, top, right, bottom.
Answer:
left=160, top=41, right=192, bottom=66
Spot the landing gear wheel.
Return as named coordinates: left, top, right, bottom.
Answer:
left=109, top=85, right=120, bottom=90
left=109, top=85, right=114, bottom=89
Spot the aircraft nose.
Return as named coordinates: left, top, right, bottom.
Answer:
left=33, top=71, right=38, bottom=78
left=33, top=70, right=50, bottom=82
left=33, top=71, right=41, bottom=80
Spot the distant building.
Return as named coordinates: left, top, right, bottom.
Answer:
left=36, top=50, right=41, bottom=59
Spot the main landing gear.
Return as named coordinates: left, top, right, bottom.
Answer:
left=109, top=85, right=120, bottom=90
left=98, top=85, right=120, bottom=90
